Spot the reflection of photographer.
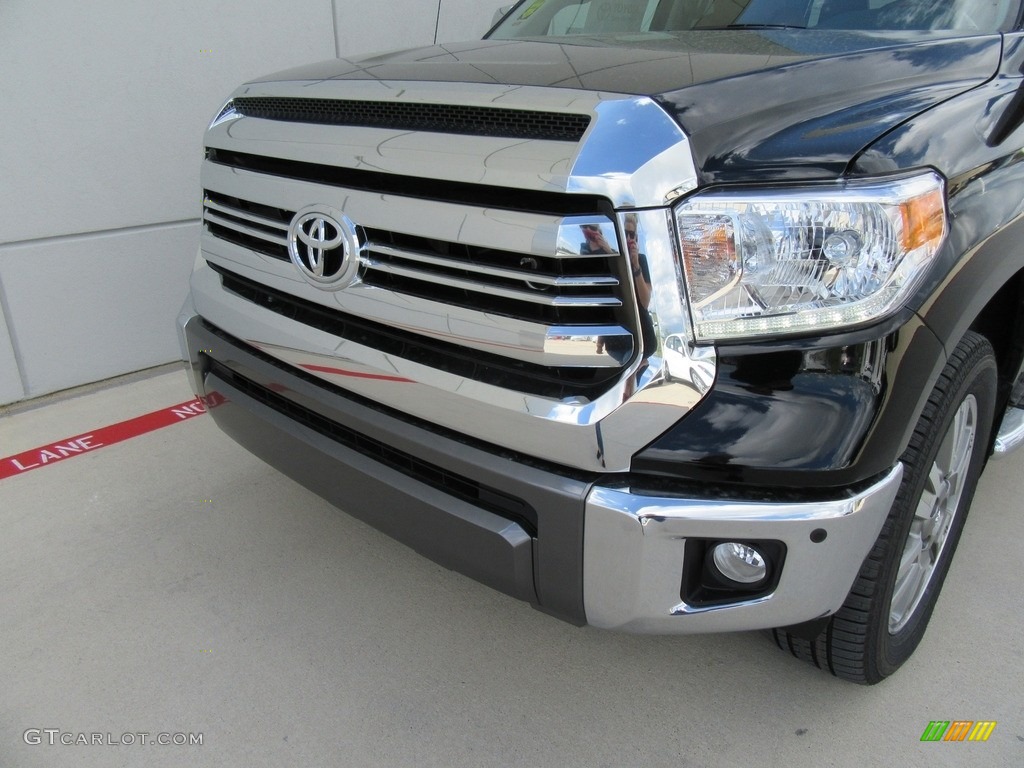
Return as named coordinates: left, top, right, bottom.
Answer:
left=624, top=214, right=657, bottom=366
left=580, top=223, right=614, bottom=255
left=622, top=214, right=652, bottom=319
left=588, top=215, right=657, bottom=367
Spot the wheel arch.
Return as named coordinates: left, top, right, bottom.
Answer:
left=965, top=266, right=1024, bottom=452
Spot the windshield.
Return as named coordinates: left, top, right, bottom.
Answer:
left=489, top=0, right=1020, bottom=38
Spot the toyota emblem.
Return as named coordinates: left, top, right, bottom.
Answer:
left=287, top=206, right=361, bottom=289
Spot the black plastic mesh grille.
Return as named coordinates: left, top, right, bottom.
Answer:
left=232, top=96, right=591, bottom=142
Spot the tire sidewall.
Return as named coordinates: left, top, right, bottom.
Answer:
left=872, top=334, right=997, bottom=679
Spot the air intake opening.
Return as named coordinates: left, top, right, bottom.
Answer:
left=231, top=96, right=591, bottom=142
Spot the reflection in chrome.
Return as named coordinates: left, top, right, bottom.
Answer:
left=569, top=98, right=700, bottom=207
left=992, top=405, right=1024, bottom=458
left=286, top=206, right=361, bottom=290
left=583, top=466, right=903, bottom=633
left=208, top=100, right=240, bottom=130
left=203, top=196, right=288, bottom=247
left=197, top=79, right=711, bottom=471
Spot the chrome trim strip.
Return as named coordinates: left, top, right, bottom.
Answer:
left=583, top=466, right=903, bottom=633
left=364, top=259, right=622, bottom=308
left=543, top=327, right=631, bottom=368
left=203, top=198, right=289, bottom=232
left=367, top=243, right=620, bottom=288
left=993, top=405, right=1024, bottom=458
left=203, top=211, right=289, bottom=247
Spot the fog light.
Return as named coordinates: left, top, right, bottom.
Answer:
left=711, top=542, right=768, bottom=585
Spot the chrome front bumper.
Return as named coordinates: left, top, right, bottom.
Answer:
left=179, top=299, right=904, bottom=634
left=583, top=466, right=903, bottom=633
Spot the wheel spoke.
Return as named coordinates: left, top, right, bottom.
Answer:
left=896, top=531, right=922, bottom=582
left=915, top=466, right=941, bottom=521
left=890, top=394, right=979, bottom=634
left=946, top=407, right=975, bottom=499
left=934, top=421, right=955, bottom=477
left=890, top=559, right=923, bottom=626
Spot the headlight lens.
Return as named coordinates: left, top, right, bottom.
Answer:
left=674, top=172, right=946, bottom=342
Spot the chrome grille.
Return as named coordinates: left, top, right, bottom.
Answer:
left=203, top=191, right=627, bottom=328
left=203, top=192, right=290, bottom=260
left=209, top=264, right=623, bottom=400
left=361, top=229, right=622, bottom=325
left=196, top=82, right=708, bottom=471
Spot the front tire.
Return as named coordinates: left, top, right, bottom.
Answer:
left=771, top=331, right=997, bottom=683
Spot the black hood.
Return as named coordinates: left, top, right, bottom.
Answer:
left=255, top=35, right=814, bottom=94
left=254, top=32, right=1002, bottom=182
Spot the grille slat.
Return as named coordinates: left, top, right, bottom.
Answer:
left=202, top=185, right=639, bottom=394
left=364, top=259, right=622, bottom=308
left=210, top=264, right=621, bottom=399
left=230, top=96, right=591, bottom=142
left=204, top=211, right=289, bottom=247
left=203, top=190, right=627, bottom=323
left=368, top=243, right=620, bottom=289
left=204, top=198, right=290, bottom=233
left=206, top=148, right=605, bottom=216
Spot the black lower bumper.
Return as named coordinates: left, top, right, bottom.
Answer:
left=183, top=316, right=591, bottom=625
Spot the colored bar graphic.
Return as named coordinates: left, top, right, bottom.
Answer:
left=968, top=722, right=997, bottom=742
left=944, top=721, right=973, bottom=742
left=921, top=722, right=949, bottom=742
left=920, top=720, right=997, bottom=743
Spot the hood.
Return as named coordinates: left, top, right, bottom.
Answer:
left=254, top=36, right=814, bottom=94
left=251, top=32, right=1001, bottom=183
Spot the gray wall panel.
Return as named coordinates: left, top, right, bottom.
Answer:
left=2, top=225, right=200, bottom=398
left=0, top=1, right=510, bottom=405
left=0, top=291, right=26, bottom=405
left=0, top=0, right=337, bottom=245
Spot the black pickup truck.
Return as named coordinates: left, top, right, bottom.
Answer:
left=178, top=0, right=1024, bottom=683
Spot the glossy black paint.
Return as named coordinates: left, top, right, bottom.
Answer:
left=254, top=37, right=809, bottom=95
left=635, top=315, right=945, bottom=489
left=640, top=33, right=1024, bottom=487
left=255, top=33, right=999, bottom=186
left=250, top=29, right=1024, bottom=490
left=855, top=33, right=1024, bottom=357
left=656, top=34, right=1000, bottom=183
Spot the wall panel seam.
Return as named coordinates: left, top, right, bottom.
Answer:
left=0, top=273, right=30, bottom=396
left=0, top=219, right=200, bottom=252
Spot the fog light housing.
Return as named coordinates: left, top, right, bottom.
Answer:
left=682, top=538, right=785, bottom=607
left=711, top=542, right=768, bottom=585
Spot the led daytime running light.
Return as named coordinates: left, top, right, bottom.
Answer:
left=674, top=172, right=947, bottom=342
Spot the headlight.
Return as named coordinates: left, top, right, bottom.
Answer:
left=674, top=172, right=946, bottom=342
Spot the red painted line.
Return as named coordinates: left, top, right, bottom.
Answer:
left=0, top=398, right=209, bottom=481
left=299, top=363, right=414, bottom=383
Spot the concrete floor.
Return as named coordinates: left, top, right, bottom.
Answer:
left=1, top=366, right=1021, bottom=767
